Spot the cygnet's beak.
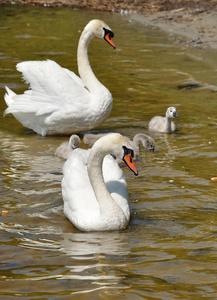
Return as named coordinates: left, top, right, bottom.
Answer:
left=149, top=147, right=155, bottom=153
left=173, top=111, right=179, bottom=117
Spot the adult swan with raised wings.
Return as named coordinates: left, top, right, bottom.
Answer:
left=62, top=133, right=138, bottom=232
left=4, top=19, right=115, bottom=136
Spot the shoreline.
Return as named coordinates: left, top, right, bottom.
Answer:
left=2, top=1, right=217, bottom=50
left=131, top=8, right=217, bottom=50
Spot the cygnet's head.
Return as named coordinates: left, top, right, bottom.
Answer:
left=145, top=137, right=155, bottom=153
left=84, top=19, right=115, bottom=48
left=133, top=133, right=155, bottom=153
left=69, top=135, right=80, bottom=150
left=166, top=107, right=179, bottom=119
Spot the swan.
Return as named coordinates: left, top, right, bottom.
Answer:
left=3, top=19, right=115, bottom=136
left=83, top=132, right=155, bottom=159
left=54, top=134, right=81, bottom=159
left=148, top=107, right=179, bottom=133
left=61, top=133, right=138, bottom=231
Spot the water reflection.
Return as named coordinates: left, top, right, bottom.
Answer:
left=61, top=231, right=130, bottom=257
left=1, top=132, right=63, bottom=184
left=1, top=4, right=217, bottom=299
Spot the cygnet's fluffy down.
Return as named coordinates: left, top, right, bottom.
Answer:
left=83, top=133, right=107, bottom=147
left=148, top=107, right=179, bottom=133
left=54, top=135, right=80, bottom=159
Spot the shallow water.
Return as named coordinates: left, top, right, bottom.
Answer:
left=1, top=4, right=217, bottom=299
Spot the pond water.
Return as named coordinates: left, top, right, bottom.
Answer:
left=1, top=4, right=217, bottom=299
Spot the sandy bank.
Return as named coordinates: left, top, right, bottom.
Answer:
left=131, top=7, right=217, bottom=50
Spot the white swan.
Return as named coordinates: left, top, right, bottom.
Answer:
left=54, top=134, right=81, bottom=160
left=83, top=132, right=155, bottom=159
left=4, top=19, right=115, bottom=136
left=148, top=107, right=179, bottom=133
left=61, top=133, right=138, bottom=231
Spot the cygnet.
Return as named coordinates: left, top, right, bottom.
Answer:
left=54, top=134, right=80, bottom=159
left=148, top=107, right=179, bottom=133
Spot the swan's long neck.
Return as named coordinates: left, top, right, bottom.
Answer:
left=165, top=116, right=172, bottom=132
left=87, top=147, right=127, bottom=222
left=77, top=29, right=107, bottom=94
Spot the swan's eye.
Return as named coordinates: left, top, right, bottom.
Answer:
left=103, top=28, right=115, bottom=49
left=103, top=28, right=114, bottom=38
left=123, top=146, right=134, bottom=158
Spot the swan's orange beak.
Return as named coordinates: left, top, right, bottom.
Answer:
left=104, top=33, right=116, bottom=49
left=123, top=153, right=138, bottom=176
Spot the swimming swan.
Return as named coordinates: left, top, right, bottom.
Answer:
left=83, top=132, right=155, bottom=159
left=4, top=19, right=115, bottom=136
left=148, top=107, right=179, bottom=133
left=61, top=133, right=138, bottom=231
left=54, top=134, right=81, bottom=159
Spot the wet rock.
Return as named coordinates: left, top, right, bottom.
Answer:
left=177, top=79, right=202, bottom=90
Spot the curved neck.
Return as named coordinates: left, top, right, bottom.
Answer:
left=87, top=147, right=126, bottom=219
left=77, top=29, right=104, bottom=94
left=165, top=116, right=172, bottom=132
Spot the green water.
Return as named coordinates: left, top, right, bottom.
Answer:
left=1, top=4, right=217, bottom=299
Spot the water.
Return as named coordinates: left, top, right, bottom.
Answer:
left=1, top=4, right=217, bottom=299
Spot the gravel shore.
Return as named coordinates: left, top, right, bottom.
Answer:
left=131, top=6, right=217, bottom=50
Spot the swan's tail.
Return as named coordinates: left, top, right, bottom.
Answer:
left=4, top=86, right=16, bottom=106
left=3, top=86, right=17, bottom=116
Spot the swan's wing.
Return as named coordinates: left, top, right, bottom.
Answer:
left=17, top=60, right=88, bottom=100
left=62, top=149, right=99, bottom=214
left=103, top=155, right=130, bottom=217
left=5, top=60, right=90, bottom=116
left=63, top=68, right=85, bottom=88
